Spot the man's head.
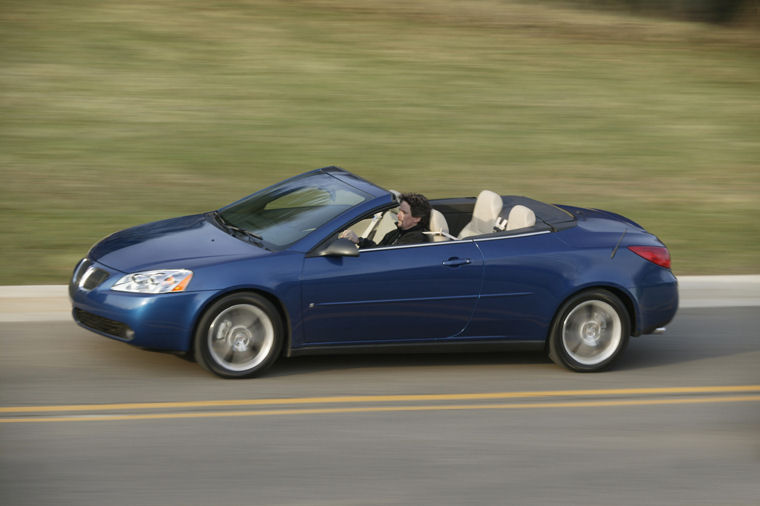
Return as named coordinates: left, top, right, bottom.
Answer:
left=397, top=193, right=431, bottom=230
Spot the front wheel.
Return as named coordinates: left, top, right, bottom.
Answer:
left=194, top=293, right=283, bottom=378
left=548, top=289, right=630, bottom=372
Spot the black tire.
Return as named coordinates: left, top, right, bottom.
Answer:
left=194, top=293, right=283, bottom=378
left=548, top=289, right=630, bottom=372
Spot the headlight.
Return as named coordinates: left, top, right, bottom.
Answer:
left=112, top=269, right=193, bottom=294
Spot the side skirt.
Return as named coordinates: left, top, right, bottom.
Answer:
left=288, top=340, right=545, bottom=357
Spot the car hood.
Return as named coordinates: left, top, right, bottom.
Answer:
left=89, top=214, right=268, bottom=272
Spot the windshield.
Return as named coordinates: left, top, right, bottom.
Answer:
left=218, top=172, right=371, bottom=249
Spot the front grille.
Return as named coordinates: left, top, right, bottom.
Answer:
left=74, top=309, right=133, bottom=341
left=81, top=268, right=109, bottom=290
left=71, top=259, right=110, bottom=291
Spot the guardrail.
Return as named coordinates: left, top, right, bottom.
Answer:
left=1, top=276, right=759, bottom=323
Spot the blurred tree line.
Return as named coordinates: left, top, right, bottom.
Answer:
left=558, top=0, right=756, bottom=24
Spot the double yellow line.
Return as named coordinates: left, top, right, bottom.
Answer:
left=2, top=385, right=759, bottom=424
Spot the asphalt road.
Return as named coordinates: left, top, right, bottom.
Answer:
left=1, top=307, right=758, bottom=506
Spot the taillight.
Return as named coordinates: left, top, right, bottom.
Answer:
left=628, top=246, right=671, bottom=269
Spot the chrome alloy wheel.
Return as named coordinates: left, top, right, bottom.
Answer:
left=207, top=304, right=275, bottom=372
left=561, top=300, right=622, bottom=366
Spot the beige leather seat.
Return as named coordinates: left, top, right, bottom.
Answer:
left=457, top=190, right=503, bottom=239
left=506, top=205, right=536, bottom=231
left=373, top=209, right=398, bottom=241
left=427, top=209, right=450, bottom=242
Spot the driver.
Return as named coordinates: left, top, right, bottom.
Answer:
left=341, top=193, right=431, bottom=248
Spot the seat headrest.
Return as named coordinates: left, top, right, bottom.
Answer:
left=428, top=209, right=450, bottom=242
left=506, top=205, right=536, bottom=231
left=473, top=190, right=503, bottom=222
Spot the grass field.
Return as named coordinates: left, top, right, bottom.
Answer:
left=1, top=0, right=758, bottom=284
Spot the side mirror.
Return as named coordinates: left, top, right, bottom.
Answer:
left=317, top=238, right=359, bottom=257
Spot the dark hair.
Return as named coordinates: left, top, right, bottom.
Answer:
left=401, top=192, right=431, bottom=229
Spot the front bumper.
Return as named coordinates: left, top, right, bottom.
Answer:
left=69, top=259, right=214, bottom=351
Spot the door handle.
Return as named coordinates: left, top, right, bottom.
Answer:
left=442, top=257, right=471, bottom=267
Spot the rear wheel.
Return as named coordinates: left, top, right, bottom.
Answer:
left=548, top=289, right=630, bottom=372
left=194, top=293, right=283, bottom=378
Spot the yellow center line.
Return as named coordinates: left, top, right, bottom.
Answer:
left=2, top=395, right=759, bottom=424
left=1, top=385, right=759, bottom=414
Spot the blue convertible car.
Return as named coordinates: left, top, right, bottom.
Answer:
left=70, top=167, right=678, bottom=377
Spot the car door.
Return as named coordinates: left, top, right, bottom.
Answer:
left=299, top=241, right=484, bottom=345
